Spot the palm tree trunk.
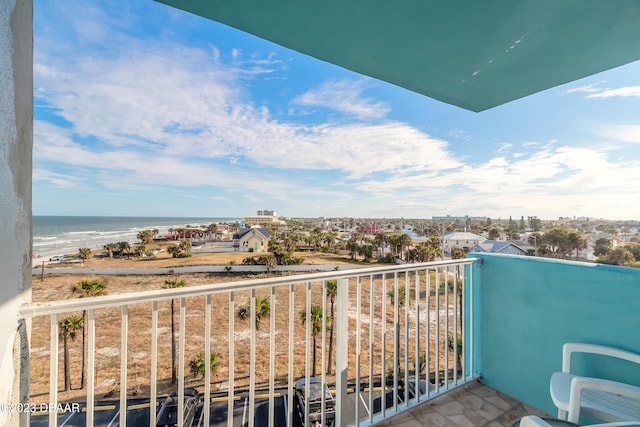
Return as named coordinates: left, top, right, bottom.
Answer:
left=326, top=300, right=334, bottom=374
left=63, top=336, right=70, bottom=392
left=171, top=299, right=177, bottom=384
left=312, top=333, right=317, bottom=377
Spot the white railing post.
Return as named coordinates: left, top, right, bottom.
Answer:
left=335, top=278, right=349, bottom=427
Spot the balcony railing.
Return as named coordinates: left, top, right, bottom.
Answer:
left=20, top=258, right=478, bottom=427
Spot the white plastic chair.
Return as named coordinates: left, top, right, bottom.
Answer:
left=549, top=343, right=640, bottom=424
left=520, top=415, right=640, bottom=427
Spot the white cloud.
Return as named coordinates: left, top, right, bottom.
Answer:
left=32, top=0, right=640, bottom=220
left=586, top=86, right=640, bottom=98
left=599, top=125, right=640, bottom=144
left=34, top=27, right=461, bottom=185
left=350, top=145, right=640, bottom=219
left=291, top=80, right=391, bottom=120
left=565, top=84, right=601, bottom=94
left=566, top=83, right=640, bottom=99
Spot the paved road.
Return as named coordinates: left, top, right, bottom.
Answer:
left=32, top=264, right=361, bottom=276
left=29, top=399, right=157, bottom=427
left=29, top=386, right=406, bottom=426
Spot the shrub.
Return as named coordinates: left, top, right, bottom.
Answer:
left=189, top=351, right=221, bottom=379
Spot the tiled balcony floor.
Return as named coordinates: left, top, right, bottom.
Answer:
left=378, top=380, right=548, bottom=427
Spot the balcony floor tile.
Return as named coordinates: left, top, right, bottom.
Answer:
left=379, top=380, right=548, bottom=427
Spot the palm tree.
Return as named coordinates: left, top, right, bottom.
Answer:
left=59, top=315, right=83, bottom=391
left=325, top=280, right=337, bottom=374
left=399, top=233, right=413, bottom=261
left=264, top=255, right=277, bottom=273
left=104, top=243, right=119, bottom=259
left=78, top=247, right=92, bottom=265
left=165, top=278, right=187, bottom=384
left=74, top=279, right=106, bottom=389
left=300, top=305, right=324, bottom=377
left=189, top=351, right=221, bottom=379
left=179, top=239, right=192, bottom=253
left=137, top=230, right=154, bottom=245
left=606, top=247, right=635, bottom=266
left=117, top=241, right=130, bottom=256
left=236, top=296, right=270, bottom=330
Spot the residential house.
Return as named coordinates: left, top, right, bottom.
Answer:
left=469, top=240, right=530, bottom=255
left=443, top=232, right=484, bottom=254
left=233, top=227, right=270, bottom=252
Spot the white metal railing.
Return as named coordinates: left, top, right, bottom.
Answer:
left=20, top=258, right=479, bottom=427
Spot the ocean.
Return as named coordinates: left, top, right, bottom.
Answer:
left=33, top=216, right=240, bottom=260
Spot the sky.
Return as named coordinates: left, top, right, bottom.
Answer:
left=33, top=0, right=640, bottom=220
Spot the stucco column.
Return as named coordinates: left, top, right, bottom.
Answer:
left=0, top=1, right=33, bottom=426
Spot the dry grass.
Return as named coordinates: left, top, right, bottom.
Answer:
left=29, top=256, right=462, bottom=405
left=35, top=246, right=363, bottom=271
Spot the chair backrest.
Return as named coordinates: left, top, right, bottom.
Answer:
left=562, top=343, right=640, bottom=373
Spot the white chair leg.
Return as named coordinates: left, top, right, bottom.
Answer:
left=557, top=409, right=567, bottom=420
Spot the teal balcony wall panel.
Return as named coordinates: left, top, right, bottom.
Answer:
left=471, top=253, right=640, bottom=416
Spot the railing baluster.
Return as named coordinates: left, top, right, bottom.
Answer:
left=321, top=281, right=327, bottom=426
left=382, top=273, right=388, bottom=416
left=404, top=271, right=410, bottom=404
left=87, top=309, right=96, bottom=427
left=178, top=297, right=186, bottom=427
left=435, top=266, right=440, bottom=393
left=335, top=278, right=349, bottom=427
left=204, top=295, right=211, bottom=427
left=150, top=301, right=158, bottom=427
left=453, top=265, right=459, bottom=384
left=355, top=276, right=362, bottom=426
left=426, top=268, right=431, bottom=398
left=228, top=291, right=235, bottom=427
left=287, top=284, right=294, bottom=427
left=469, top=262, right=474, bottom=378
left=392, top=272, right=399, bottom=411
left=249, top=289, right=256, bottom=427
left=268, top=286, right=275, bottom=427
left=304, top=282, right=311, bottom=427
left=49, top=314, right=58, bottom=427
left=445, top=266, right=449, bottom=387
left=120, top=305, right=128, bottom=427
left=414, top=269, right=421, bottom=400
left=368, top=274, right=374, bottom=423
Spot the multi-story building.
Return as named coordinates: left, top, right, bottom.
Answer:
left=244, top=210, right=285, bottom=226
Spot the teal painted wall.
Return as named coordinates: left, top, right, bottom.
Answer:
left=470, top=253, right=640, bottom=416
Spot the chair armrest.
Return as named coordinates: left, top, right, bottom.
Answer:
left=520, top=415, right=640, bottom=427
left=519, top=416, right=553, bottom=427
left=568, top=376, right=640, bottom=424
left=590, top=423, right=640, bottom=427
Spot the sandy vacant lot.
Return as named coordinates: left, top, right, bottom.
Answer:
left=30, top=252, right=461, bottom=404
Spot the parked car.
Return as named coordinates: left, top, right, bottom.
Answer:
left=49, top=256, right=64, bottom=262
left=156, top=388, right=200, bottom=427
left=294, top=377, right=335, bottom=427
left=403, top=376, right=434, bottom=400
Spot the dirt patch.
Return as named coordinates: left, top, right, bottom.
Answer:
left=29, top=259, right=462, bottom=404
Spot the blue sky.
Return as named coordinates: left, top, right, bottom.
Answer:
left=33, top=0, right=640, bottom=220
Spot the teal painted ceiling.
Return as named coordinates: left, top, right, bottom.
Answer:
left=156, top=0, right=640, bottom=112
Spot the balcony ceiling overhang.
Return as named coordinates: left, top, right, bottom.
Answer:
left=156, top=0, right=640, bottom=112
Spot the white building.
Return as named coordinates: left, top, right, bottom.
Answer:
left=443, top=232, right=484, bottom=254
